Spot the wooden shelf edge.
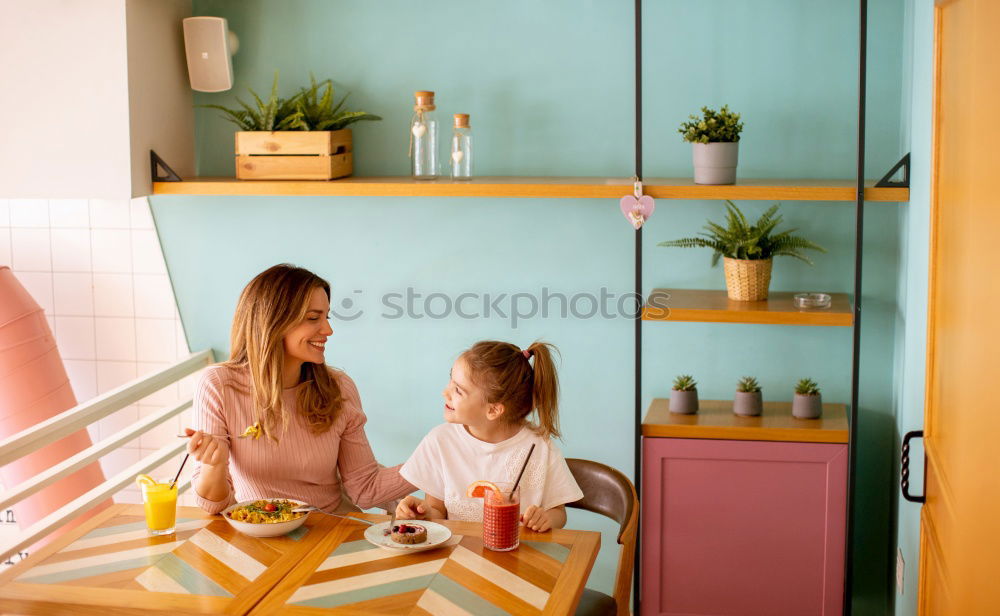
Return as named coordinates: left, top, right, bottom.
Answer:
left=642, top=289, right=854, bottom=327
left=642, top=399, right=849, bottom=444
left=152, top=177, right=909, bottom=202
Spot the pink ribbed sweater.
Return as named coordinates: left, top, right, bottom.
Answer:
left=191, top=364, right=413, bottom=514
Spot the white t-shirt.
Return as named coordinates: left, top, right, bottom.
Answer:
left=400, top=423, right=584, bottom=522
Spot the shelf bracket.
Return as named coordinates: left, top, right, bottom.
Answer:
left=874, top=153, right=910, bottom=188
left=150, top=150, right=182, bottom=183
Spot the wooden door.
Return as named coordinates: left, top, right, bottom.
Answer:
left=921, top=0, right=1000, bottom=612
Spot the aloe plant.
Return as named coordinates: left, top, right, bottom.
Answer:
left=736, top=376, right=761, bottom=393
left=658, top=200, right=826, bottom=265
left=293, top=74, right=381, bottom=131
left=202, top=72, right=304, bottom=131
left=672, top=375, right=697, bottom=391
left=202, top=72, right=380, bottom=132
left=795, top=378, right=821, bottom=396
left=678, top=105, right=744, bottom=143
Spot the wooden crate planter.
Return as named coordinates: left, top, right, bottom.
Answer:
left=235, top=129, right=353, bottom=180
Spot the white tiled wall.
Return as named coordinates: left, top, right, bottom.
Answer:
left=0, top=197, right=201, bottom=516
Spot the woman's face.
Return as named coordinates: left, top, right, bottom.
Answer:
left=282, top=286, right=333, bottom=366
left=442, top=358, right=494, bottom=427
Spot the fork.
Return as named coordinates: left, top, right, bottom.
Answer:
left=291, top=507, right=378, bottom=526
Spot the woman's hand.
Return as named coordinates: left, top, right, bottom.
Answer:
left=184, top=428, right=230, bottom=467
left=521, top=505, right=566, bottom=532
left=395, top=495, right=429, bottom=520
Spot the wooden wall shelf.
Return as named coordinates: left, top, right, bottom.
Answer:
left=642, top=398, right=849, bottom=443
left=152, top=176, right=909, bottom=202
left=642, top=289, right=853, bottom=326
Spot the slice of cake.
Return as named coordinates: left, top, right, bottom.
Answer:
left=390, top=523, right=428, bottom=544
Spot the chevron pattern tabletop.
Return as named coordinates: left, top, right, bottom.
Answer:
left=0, top=504, right=336, bottom=615
left=0, top=506, right=600, bottom=615
left=250, top=515, right=601, bottom=615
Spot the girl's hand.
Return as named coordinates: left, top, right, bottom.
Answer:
left=395, top=495, right=428, bottom=520
left=521, top=505, right=555, bottom=532
left=184, top=428, right=230, bottom=467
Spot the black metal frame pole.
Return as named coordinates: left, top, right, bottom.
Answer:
left=633, top=0, right=643, bottom=614
left=845, top=0, right=867, bottom=613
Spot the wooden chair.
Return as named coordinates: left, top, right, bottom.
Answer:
left=565, top=458, right=639, bottom=616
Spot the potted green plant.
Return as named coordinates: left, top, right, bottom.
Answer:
left=792, top=378, right=822, bottom=419
left=203, top=73, right=381, bottom=180
left=678, top=105, right=744, bottom=184
left=658, top=200, right=825, bottom=301
left=733, top=376, right=763, bottom=417
left=669, top=374, right=699, bottom=414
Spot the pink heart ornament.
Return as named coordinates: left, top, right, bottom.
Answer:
left=620, top=195, right=655, bottom=230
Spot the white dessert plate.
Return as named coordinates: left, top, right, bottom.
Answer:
left=364, top=520, right=453, bottom=552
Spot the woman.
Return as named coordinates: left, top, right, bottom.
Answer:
left=186, top=264, right=413, bottom=514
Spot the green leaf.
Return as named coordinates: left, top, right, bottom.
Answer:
left=657, top=201, right=824, bottom=263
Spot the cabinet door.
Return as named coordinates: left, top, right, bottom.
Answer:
left=641, top=438, right=847, bottom=616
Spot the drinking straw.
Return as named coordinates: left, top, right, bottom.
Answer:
left=169, top=454, right=189, bottom=490
left=510, top=444, right=536, bottom=497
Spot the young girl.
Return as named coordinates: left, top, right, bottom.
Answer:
left=397, top=341, right=582, bottom=532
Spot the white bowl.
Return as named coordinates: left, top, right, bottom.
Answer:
left=221, top=498, right=308, bottom=538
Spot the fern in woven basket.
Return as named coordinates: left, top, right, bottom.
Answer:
left=658, top=200, right=826, bottom=265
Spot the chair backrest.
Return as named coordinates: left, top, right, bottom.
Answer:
left=565, top=459, right=636, bottom=542
left=565, top=458, right=638, bottom=615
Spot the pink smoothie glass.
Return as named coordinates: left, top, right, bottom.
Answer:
left=483, top=483, right=520, bottom=551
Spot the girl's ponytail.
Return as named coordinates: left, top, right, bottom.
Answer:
left=462, top=340, right=562, bottom=440
left=525, top=342, right=561, bottom=440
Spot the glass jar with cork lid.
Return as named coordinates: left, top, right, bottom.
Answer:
left=451, top=114, right=472, bottom=180
left=410, top=90, right=438, bottom=179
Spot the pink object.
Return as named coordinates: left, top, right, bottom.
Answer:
left=620, top=194, right=655, bottom=230
left=191, top=364, right=412, bottom=514
left=0, top=267, right=110, bottom=546
left=641, top=437, right=846, bottom=615
left=482, top=484, right=519, bottom=552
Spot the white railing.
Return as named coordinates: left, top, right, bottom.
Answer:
left=0, top=349, right=214, bottom=561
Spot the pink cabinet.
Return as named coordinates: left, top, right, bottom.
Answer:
left=641, top=401, right=848, bottom=616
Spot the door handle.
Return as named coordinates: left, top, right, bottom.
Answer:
left=901, top=430, right=926, bottom=503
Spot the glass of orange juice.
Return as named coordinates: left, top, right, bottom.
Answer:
left=137, top=475, right=177, bottom=535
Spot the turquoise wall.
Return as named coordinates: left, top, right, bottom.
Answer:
left=154, top=0, right=908, bottom=610
left=890, top=1, right=933, bottom=614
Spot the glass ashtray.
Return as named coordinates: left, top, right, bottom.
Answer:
left=794, top=293, right=832, bottom=309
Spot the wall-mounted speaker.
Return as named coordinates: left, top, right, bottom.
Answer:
left=182, top=16, right=238, bottom=93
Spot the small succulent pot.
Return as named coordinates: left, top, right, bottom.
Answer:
left=669, top=389, right=699, bottom=414
left=792, top=393, right=823, bottom=419
left=733, top=391, right=763, bottom=416
left=692, top=142, right=739, bottom=185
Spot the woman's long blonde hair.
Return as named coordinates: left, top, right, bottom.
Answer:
left=224, top=264, right=344, bottom=439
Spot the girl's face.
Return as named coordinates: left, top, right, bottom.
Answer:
left=443, top=358, right=499, bottom=427
left=282, top=287, right=333, bottom=366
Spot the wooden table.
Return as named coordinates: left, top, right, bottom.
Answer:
left=0, top=506, right=601, bottom=615
left=0, top=504, right=338, bottom=615
left=250, top=513, right=601, bottom=615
